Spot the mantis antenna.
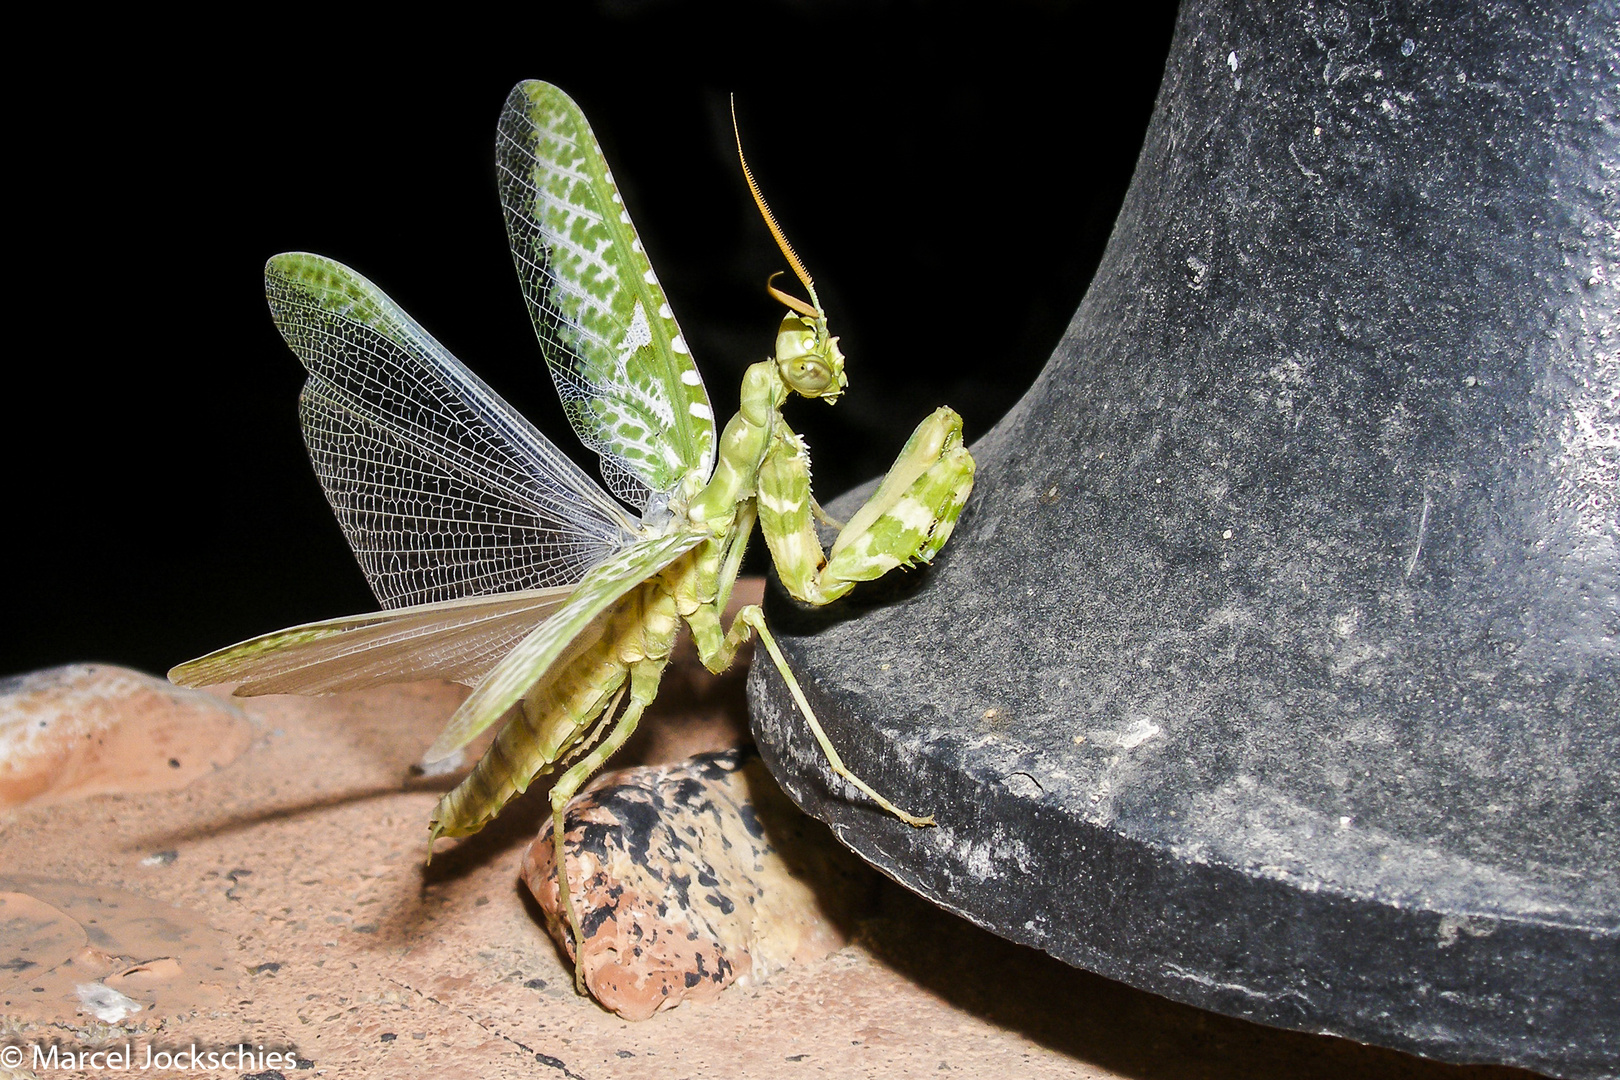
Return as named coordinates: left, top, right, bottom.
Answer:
left=730, top=96, right=823, bottom=321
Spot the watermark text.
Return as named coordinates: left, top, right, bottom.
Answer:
left=1, top=1041, right=300, bottom=1073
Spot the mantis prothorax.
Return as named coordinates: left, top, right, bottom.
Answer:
left=170, top=81, right=975, bottom=995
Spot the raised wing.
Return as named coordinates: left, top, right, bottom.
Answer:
left=424, top=528, right=705, bottom=762
left=168, top=586, right=573, bottom=694
left=496, top=80, right=716, bottom=513
left=268, top=253, right=637, bottom=609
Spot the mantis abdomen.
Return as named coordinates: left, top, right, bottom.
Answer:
left=429, top=600, right=633, bottom=841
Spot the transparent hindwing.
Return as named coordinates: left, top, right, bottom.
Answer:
left=266, top=252, right=638, bottom=611
left=168, top=586, right=575, bottom=694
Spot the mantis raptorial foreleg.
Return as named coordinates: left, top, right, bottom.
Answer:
left=687, top=404, right=974, bottom=826
left=762, top=405, right=975, bottom=607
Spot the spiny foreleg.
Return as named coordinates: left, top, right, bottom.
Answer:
left=705, top=406, right=973, bottom=827
left=760, top=406, right=974, bottom=606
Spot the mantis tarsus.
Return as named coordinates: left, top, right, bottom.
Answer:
left=170, top=81, right=975, bottom=994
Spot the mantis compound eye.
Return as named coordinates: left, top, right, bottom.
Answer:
left=774, top=317, right=819, bottom=363
left=785, top=358, right=834, bottom=395
left=774, top=314, right=844, bottom=398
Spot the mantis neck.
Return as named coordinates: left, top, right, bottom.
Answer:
left=687, top=360, right=788, bottom=526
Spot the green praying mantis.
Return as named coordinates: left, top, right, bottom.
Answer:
left=170, top=81, right=975, bottom=993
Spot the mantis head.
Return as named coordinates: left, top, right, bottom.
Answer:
left=733, top=97, right=848, bottom=404
left=769, top=277, right=846, bottom=402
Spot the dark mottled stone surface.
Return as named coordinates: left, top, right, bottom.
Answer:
left=749, top=1, right=1618, bottom=1076
left=521, top=748, right=875, bottom=1019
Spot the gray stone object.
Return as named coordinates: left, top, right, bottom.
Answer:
left=748, top=1, right=1618, bottom=1077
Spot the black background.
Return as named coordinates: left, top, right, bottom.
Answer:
left=7, top=3, right=1178, bottom=678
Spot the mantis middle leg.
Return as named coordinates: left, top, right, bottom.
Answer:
left=548, top=655, right=665, bottom=993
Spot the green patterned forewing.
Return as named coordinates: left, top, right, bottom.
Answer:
left=496, top=80, right=716, bottom=513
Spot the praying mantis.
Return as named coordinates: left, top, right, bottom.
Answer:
left=170, top=80, right=975, bottom=993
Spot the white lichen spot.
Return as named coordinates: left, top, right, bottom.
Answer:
left=1437, top=914, right=1497, bottom=948
left=1118, top=719, right=1163, bottom=749
left=959, top=837, right=998, bottom=880
left=1222, top=528, right=1234, bottom=540
left=1401, top=37, right=1416, bottom=56
left=1228, top=50, right=1239, bottom=71
left=1004, top=772, right=1044, bottom=798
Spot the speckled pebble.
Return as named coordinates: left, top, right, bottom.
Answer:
left=522, top=747, right=876, bottom=1020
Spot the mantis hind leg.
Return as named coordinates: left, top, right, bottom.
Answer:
left=737, top=607, right=933, bottom=828
left=549, top=658, right=661, bottom=994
